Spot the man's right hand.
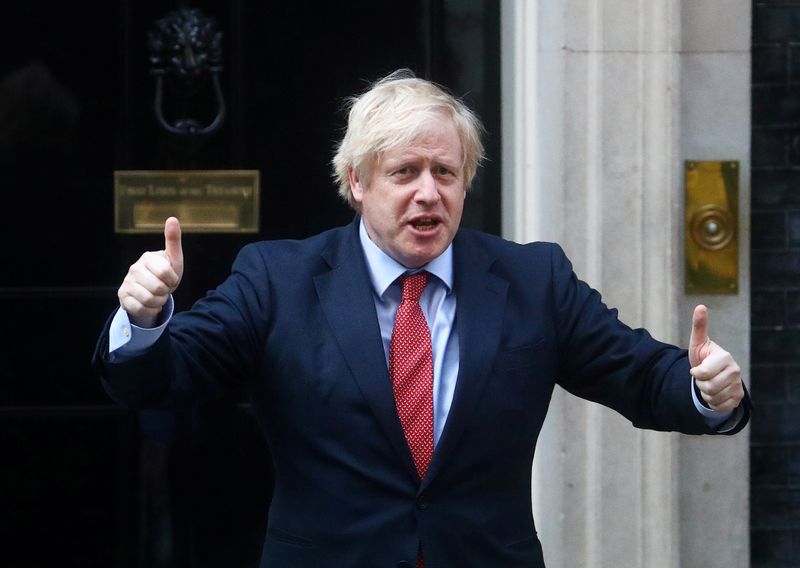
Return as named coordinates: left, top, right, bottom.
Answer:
left=117, top=217, right=184, bottom=328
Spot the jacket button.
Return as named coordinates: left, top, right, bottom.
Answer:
left=416, top=495, right=428, bottom=510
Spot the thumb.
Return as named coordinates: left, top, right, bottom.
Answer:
left=688, top=304, right=711, bottom=368
left=164, top=216, right=184, bottom=277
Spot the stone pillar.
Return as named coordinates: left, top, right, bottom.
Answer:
left=501, top=0, right=749, bottom=566
left=677, top=1, right=751, bottom=565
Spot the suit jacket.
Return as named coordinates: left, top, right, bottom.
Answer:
left=94, top=218, right=749, bottom=567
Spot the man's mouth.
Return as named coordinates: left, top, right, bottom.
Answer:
left=410, top=218, right=440, bottom=231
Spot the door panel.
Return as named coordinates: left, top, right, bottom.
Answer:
left=0, top=1, right=499, bottom=565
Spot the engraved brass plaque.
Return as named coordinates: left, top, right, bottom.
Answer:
left=114, top=170, right=260, bottom=233
left=685, top=161, right=738, bottom=294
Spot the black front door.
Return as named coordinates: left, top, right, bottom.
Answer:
left=0, top=1, right=499, bottom=566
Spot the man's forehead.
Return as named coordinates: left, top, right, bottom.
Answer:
left=378, top=128, right=463, bottom=163
left=380, top=145, right=460, bottom=162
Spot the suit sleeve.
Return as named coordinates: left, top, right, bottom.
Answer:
left=548, top=244, right=749, bottom=435
left=92, top=243, right=271, bottom=409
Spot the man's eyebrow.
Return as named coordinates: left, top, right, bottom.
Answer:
left=382, top=156, right=420, bottom=168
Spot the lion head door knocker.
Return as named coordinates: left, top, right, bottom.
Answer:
left=148, top=7, right=225, bottom=136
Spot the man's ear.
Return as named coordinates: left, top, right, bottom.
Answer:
left=348, top=167, right=365, bottom=204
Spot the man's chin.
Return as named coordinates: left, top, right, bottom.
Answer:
left=396, top=245, right=446, bottom=268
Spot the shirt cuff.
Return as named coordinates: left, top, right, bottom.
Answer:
left=108, top=296, right=174, bottom=358
left=690, top=375, right=733, bottom=430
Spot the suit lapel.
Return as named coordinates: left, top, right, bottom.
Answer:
left=422, top=231, right=508, bottom=491
left=313, top=220, right=419, bottom=482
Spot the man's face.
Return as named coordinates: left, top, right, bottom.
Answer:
left=350, top=115, right=466, bottom=268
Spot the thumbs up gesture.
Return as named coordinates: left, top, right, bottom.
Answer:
left=689, top=305, right=744, bottom=413
left=117, top=217, right=184, bottom=328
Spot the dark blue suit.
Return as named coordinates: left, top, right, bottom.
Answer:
left=94, top=218, right=748, bottom=567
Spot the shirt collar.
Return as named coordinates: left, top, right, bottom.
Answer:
left=359, top=219, right=454, bottom=299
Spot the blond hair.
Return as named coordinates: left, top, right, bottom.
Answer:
left=332, top=69, right=485, bottom=209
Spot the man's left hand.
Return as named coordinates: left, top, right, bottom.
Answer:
left=688, top=304, right=744, bottom=413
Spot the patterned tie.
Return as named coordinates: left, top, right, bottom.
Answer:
left=390, top=272, right=435, bottom=481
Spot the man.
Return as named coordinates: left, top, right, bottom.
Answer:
left=95, top=70, right=748, bottom=567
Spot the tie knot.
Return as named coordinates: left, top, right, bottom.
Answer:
left=401, top=272, right=428, bottom=301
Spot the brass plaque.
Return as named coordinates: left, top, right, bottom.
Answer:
left=114, top=170, right=260, bottom=233
left=685, top=161, right=738, bottom=294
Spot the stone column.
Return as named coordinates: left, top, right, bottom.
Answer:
left=501, top=0, right=749, bottom=566
left=677, top=1, right=751, bottom=565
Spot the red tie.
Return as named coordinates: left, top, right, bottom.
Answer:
left=390, top=272, right=435, bottom=481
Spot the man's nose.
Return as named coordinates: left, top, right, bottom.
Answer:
left=414, top=170, right=440, bottom=204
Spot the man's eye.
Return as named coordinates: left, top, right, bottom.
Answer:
left=393, top=167, right=413, bottom=176
left=435, top=166, right=453, bottom=176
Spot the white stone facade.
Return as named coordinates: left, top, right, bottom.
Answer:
left=501, top=1, right=750, bottom=566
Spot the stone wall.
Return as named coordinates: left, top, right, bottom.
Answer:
left=751, top=1, right=800, bottom=564
left=502, top=1, right=751, bottom=565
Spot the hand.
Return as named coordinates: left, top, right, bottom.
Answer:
left=688, top=304, right=744, bottom=413
left=117, top=217, right=184, bottom=328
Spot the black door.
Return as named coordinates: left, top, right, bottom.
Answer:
left=0, top=1, right=500, bottom=566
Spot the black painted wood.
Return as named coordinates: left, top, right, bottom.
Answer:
left=0, top=1, right=501, bottom=565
